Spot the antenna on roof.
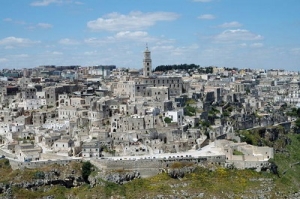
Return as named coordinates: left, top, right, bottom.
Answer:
left=146, top=43, right=148, bottom=50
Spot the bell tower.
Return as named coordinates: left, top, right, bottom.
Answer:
left=143, top=44, right=152, bottom=77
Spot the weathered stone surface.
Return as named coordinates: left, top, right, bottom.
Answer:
left=88, top=170, right=140, bottom=186
left=167, top=166, right=196, bottom=179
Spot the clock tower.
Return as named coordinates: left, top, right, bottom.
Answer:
left=143, top=45, right=152, bottom=77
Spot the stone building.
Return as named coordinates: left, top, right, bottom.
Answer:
left=143, top=46, right=152, bottom=78
left=82, top=141, right=101, bottom=158
left=32, top=112, right=47, bottom=126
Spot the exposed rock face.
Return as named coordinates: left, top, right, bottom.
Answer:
left=0, top=183, right=12, bottom=199
left=0, top=169, right=85, bottom=197
left=167, top=166, right=196, bottom=179
left=88, top=170, right=140, bottom=186
left=104, top=171, right=140, bottom=184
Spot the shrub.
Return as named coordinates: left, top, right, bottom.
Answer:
left=170, top=162, right=183, bottom=169
left=164, top=117, right=172, bottom=124
left=233, top=150, right=244, bottom=155
left=184, top=105, right=196, bottom=116
left=82, top=161, right=92, bottom=183
left=34, top=171, right=45, bottom=179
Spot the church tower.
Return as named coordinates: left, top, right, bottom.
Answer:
left=143, top=45, right=152, bottom=77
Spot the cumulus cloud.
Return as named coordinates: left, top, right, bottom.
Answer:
left=31, top=0, right=62, bottom=6
left=84, top=51, right=98, bottom=55
left=30, top=0, right=78, bottom=6
left=218, top=21, right=242, bottom=28
left=250, top=43, right=264, bottom=48
left=0, top=58, right=8, bottom=63
left=84, top=31, right=155, bottom=45
left=290, top=48, right=300, bottom=55
left=3, top=18, right=26, bottom=25
left=59, top=38, right=80, bottom=45
left=3, top=18, right=12, bottom=22
left=52, top=51, right=63, bottom=55
left=152, top=44, right=199, bottom=56
left=115, top=31, right=148, bottom=39
left=37, top=23, right=53, bottom=29
left=15, top=54, right=29, bottom=58
left=193, top=0, right=213, bottom=2
left=87, top=11, right=180, bottom=31
left=198, top=14, right=215, bottom=20
left=214, top=29, right=263, bottom=42
left=0, top=37, right=40, bottom=47
left=84, top=37, right=121, bottom=45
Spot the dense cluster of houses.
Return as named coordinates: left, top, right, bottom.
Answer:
left=0, top=47, right=298, bottom=169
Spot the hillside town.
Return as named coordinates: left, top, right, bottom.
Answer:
left=0, top=47, right=298, bottom=173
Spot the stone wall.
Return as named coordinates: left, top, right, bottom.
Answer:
left=226, top=160, right=270, bottom=171
left=8, top=158, right=82, bottom=170
left=0, top=148, right=16, bottom=159
left=92, top=155, right=226, bottom=177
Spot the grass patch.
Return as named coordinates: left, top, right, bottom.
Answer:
left=170, top=161, right=195, bottom=169
left=233, top=150, right=244, bottom=155
left=272, top=134, right=300, bottom=193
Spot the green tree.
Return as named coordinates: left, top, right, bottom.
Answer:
left=82, top=161, right=92, bottom=183
left=164, top=117, right=172, bottom=124
left=184, top=105, right=197, bottom=116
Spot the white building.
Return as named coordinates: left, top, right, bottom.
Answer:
left=165, top=109, right=184, bottom=126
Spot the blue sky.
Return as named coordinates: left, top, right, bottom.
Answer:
left=0, top=0, right=299, bottom=70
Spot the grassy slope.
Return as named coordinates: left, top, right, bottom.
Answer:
left=273, top=134, right=300, bottom=193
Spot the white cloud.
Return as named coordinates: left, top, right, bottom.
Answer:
left=84, top=37, right=108, bottom=45
left=250, top=43, right=264, bottom=48
left=0, top=58, right=8, bottom=63
left=84, top=51, right=98, bottom=55
left=214, top=29, right=263, bottom=42
left=52, top=51, right=63, bottom=55
left=87, top=11, right=180, bottom=31
left=115, top=31, right=148, bottom=39
left=59, top=38, right=80, bottom=45
left=30, top=0, right=75, bottom=6
left=3, top=18, right=52, bottom=30
left=3, top=18, right=26, bottom=25
left=31, top=0, right=61, bottom=6
left=74, top=1, right=83, bottom=5
left=198, top=14, right=215, bottom=20
left=152, top=44, right=199, bottom=56
left=0, top=37, right=40, bottom=46
left=15, top=54, right=29, bottom=58
left=290, top=48, right=300, bottom=55
left=193, top=0, right=213, bottom=2
left=37, top=23, right=53, bottom=29
left=84, top=31, right=158, bottom=45
left=218, top=21, right=242, bottom=28
left=3, top=18, right=12, bottom=22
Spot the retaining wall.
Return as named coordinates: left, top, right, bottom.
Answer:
left=9, top=158, right=82, bottom=170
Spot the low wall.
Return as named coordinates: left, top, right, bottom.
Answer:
left=0, top=148, right=16, bottom=159
left=9, top=158, right=82, bottom=170
left=92, top=155, right=226, bottom=177
left=226, top=159, right=270, bottom=171
left=40, top=153, right=71, bottom=160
